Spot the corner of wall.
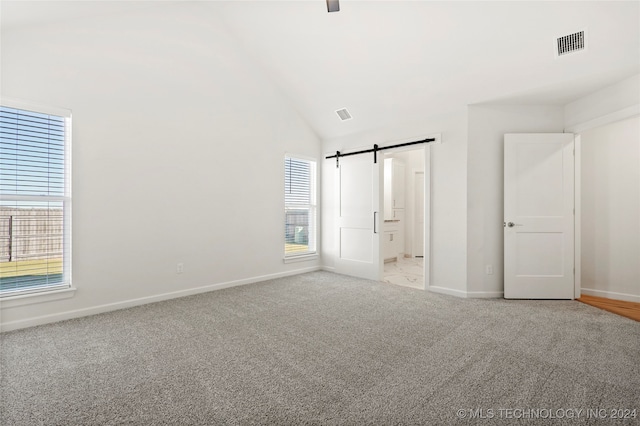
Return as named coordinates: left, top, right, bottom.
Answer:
left=564, top=73, right=640, bottom=131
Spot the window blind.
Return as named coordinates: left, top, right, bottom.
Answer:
left=0, top=105, right=71, bottom=295
left=284, top=156, right=316, bottom=257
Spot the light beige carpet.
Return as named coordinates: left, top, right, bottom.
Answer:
left=1, top=271, right=639, bottom=425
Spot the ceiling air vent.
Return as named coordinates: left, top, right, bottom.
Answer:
left=335, top=108, right=352, bottom=121
left=556, top=30, right=586, bottom=57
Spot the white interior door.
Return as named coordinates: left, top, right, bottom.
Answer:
left=335, top=154, right=382, bottom=281
left=414, top=171, right=424, bottom=257
left=504, top=133, right=574, bottom=299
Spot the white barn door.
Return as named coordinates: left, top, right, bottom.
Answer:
left=504, top=133, right=574, bottom=299
left=335, top=154, right=383, bottom=281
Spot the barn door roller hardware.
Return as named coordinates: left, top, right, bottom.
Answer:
left=326, top=137, right=436, bottom=167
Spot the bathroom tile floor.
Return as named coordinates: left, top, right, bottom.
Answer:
left=383, top=256, right=424, bottom=289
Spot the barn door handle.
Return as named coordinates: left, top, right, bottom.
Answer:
left=374, top=212, right=378, bottom=233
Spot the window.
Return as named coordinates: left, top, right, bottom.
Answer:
left=284, top=156, right=316, bottom=258
left=0, top=103, right=71, bottom=296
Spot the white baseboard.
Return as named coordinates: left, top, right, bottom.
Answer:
left=580, top=288, right=640, bottom=304
left=321, top=265, right=335, bottom=272
left=0, top=266, right=321, bottom=332
left=466, top=290, right=504, bottom=299
left=428, top=285, right=468, bottom=298
left=428, top=286, right=503, bottom=299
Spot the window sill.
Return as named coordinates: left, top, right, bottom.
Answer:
left=0, top=286, right=76, bottom=309
left=283, top=254, right=319, bottom=264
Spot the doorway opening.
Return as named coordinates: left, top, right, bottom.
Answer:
left=381, top=147, right=427, bottom=289
left=574, top=115, right=640, bottom=303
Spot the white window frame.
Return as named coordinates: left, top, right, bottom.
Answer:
left=0, top=98, right=73, bottom=299
left=284, top=154, right=318, bottom=263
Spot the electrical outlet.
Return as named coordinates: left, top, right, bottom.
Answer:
left=486, top=265, right=494, bottom=275
left=177, top=263, right=184, bottom=274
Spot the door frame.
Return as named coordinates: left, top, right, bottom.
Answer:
left=574, top=135, right=581, bottom=299
left=412, top=169, right=425, bottom=260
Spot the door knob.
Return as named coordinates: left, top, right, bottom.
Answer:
left=506, top=222, right=523, bottom=228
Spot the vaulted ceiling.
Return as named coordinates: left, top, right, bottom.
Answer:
left=2, top=1, right=639, bottom=140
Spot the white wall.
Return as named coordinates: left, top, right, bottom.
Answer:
left=565, top=74, right=640, bottom=132
left=466, top=105, right=565, bottom=297
left=322, top=110, right=468, bottom=295
left=0, top=4, right=321, bottom=330
left=580, top=116, right=640, bottom=302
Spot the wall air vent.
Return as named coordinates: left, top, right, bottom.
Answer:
left=335, top=108, right=352, bottom=121
left=556, top=30, right=586, bottom=57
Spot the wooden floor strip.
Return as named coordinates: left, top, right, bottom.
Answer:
left=577, top=294, right=640, bottom=322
